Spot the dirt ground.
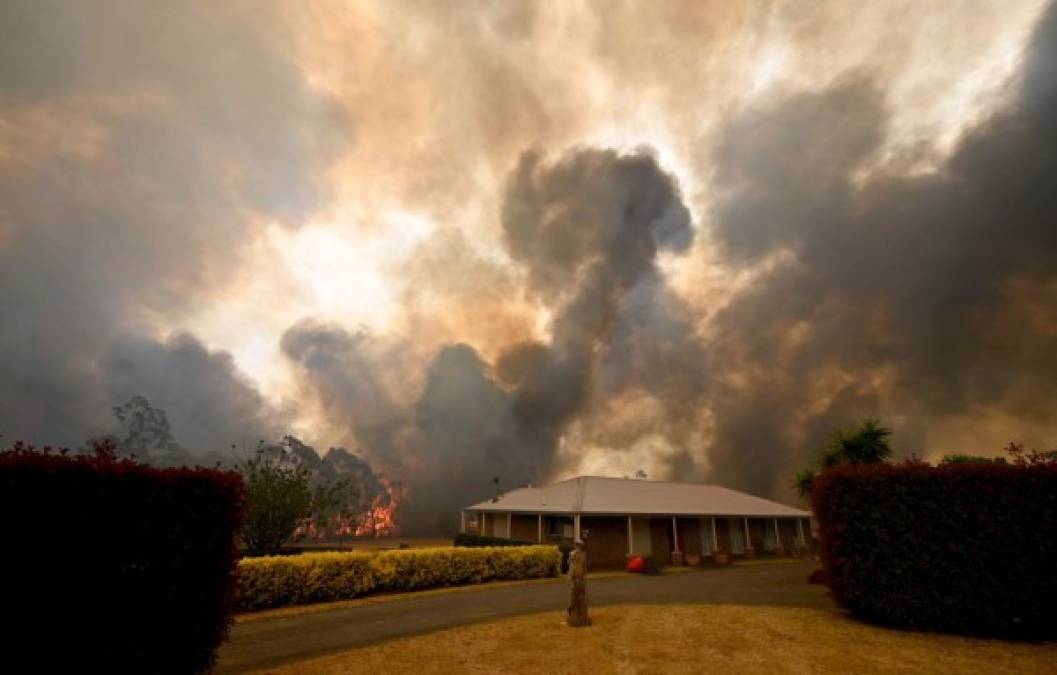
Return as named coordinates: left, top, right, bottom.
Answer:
left=256, top=604, right=1057, bottom=675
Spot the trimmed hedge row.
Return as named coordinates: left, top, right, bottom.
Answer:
left=236, top=545, right=562, bottom=610
left=453, top=534, right=574, bottom=572
left=453, top=532, right=537, bottom=547
left=1, top=441, right=245, bottom=674
left=813, top=460, right=1057, bottom=639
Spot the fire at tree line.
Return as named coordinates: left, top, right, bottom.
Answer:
left=54, top=395, right=404, bottom=552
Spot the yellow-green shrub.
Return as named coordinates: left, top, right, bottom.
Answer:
left=236, top=545, right=561, bottom=611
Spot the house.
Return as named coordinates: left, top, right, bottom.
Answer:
left=461, top=475, right=813, bottom=569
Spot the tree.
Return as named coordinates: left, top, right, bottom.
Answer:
left=111, top=395, right=193, bottom=466
left=240, top=435, right=388, bottom=553
left=818, top=418, right=892, bottom=466
left=239, top=440, right=355, bottom=552
left=1002, top=441, right=1057, bottom=466
left=240, top=448, right=313, bottom=552
left=795, top=418, right=893, bottom=498
left=794, top=468, right=816, bottom=499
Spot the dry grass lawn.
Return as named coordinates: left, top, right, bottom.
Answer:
left=257, top=604, right=1056, bottom=675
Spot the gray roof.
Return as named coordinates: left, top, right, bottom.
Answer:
left=464, top=476, right=809, bottom=518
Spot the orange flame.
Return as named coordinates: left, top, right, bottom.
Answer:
left=296, top=477, right=406, bottom=540
left=353, top=477, right=405, bottom=537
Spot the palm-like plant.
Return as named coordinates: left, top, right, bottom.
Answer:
left=794, top=468, right=816, bottom=498
left=820, top=418, right=892, bottom=465
left=843, top=418, right=893, bottom=464
left=794, top=418, right=893, bottom=501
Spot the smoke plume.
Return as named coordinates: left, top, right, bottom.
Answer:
left=2, top=1, right=1056, bottom=532
left=0, top=1, right=345, bottom=449
left=701, top=4, right=1057, bottom=493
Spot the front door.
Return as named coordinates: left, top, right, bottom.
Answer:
left=729, top=518, right=745, bottom=554
left=649, top=518, right=672, bottom=564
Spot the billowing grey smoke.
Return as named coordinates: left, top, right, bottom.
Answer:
left=700, top=2, right=1057, bottom=496
left=111, top=395, right=186, bottom=465
left=101, top=334, right=288, bottom=457
left=0, top=2, right=346, bottom=451
left=280, top=321, right=515, bottom=532
left=281, top=321, right=409, bottom=463
left=411, top=344, right=528, bottom=531
left=498, top=147, right=694, bottom=462
left=284, top=148, right=695, bottom=532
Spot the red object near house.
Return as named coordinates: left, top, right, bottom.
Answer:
left=626, top=555, right=646, bottom=573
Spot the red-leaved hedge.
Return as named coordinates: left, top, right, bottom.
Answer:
left=812, top=460, right=1057, bottom=639
left=1, top=441, right=244, bottom=674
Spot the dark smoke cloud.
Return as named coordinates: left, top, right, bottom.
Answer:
left=411, top=147, right=694, bottom=524
left=281, top=319, right=528, bottom=532
left=700, top=2, right=1057, bottom=497
left=101, top=334, right=288, bottom=457
left=280, top=148, right=696, bottom=531
left=277, top=4, right=1057, bottom=521
left=499, top=147, right=693, bottom=450
left=0, top=2, right=347, bottom=451
left=281, top=320, right=409, bottom=463
left=409, top=344, right=529, bottom=531
left=589, top=271, right=711, bottom=454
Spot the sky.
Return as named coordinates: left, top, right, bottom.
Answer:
left=2, top=0, right=1056, bottom=531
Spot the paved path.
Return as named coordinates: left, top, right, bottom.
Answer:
left=217, top=561, right=828, bottom=673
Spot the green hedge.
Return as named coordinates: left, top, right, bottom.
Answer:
left=236, top=545, right=562, bottom=611
left=453, top=534, right=574, bottom=572
left=453, top=533, right=536, bottom=547
left=2, top=441, right=244, bottom=674
left=813, top=461, right=1057, bottom=639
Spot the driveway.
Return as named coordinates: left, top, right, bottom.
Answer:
left=217, top=561, right=829, bottom=673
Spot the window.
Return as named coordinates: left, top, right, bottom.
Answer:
left=547, top=516, right=574, bottom=538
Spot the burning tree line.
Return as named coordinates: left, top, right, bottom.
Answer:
left=242, top=435, right=404, bottom=552
left=110, top=395, right=403, bottom=551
